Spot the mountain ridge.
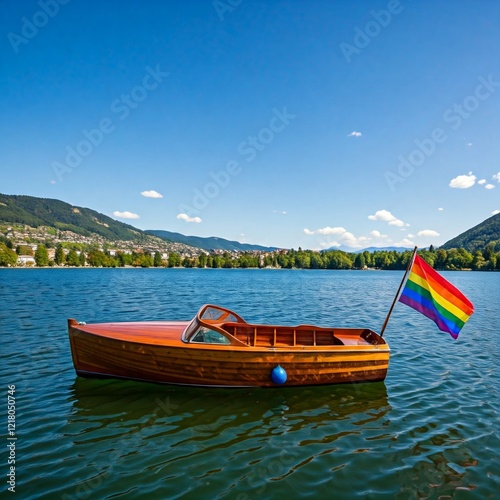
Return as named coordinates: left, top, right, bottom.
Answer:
left=0, top=193, right=144, bottom=241
left=441, top=212, right=500, bottom=252
left=1, top=193, right=499, bottom=253
left=145, top=230, right=278, bottom=252
left=0, top=193, right=276, bottom=253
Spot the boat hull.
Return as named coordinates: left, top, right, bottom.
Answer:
left=69, top=325, right=390, bottom=387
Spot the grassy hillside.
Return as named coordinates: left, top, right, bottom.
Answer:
left=441, top=213, right=500, bottom=252
left=0, top=194, right=145, bottom=241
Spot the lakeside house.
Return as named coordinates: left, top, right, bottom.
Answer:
left=17, top=255, right=36, bottom=266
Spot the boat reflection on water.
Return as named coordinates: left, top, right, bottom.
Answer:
left=67, top=377, right=391, bottom=439
left=61, top=379, right=392, bottom=497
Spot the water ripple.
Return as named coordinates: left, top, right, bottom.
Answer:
left=1, top=269, right=498, bottom=499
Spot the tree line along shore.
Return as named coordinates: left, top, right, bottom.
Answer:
left=1, top=241, right=499, bottom=271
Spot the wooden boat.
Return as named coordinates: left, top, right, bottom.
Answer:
left=68, top=304, right=390, bottom=387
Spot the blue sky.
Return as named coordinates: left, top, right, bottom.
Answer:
left=1, top=0, right=499, bottom=250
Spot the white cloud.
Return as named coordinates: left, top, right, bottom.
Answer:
left=341, top=231, right=367, bottom=247
left=370, top=230, right=387, bottom=238
left=437, top=207, right=444, bottom=211
left=113, top=211, right=140, bottom=219
left=478, top=179, right=486, bottom=185
left=304, top=226, right=347, bottom=235
left=493, top=172, right=500, bottom=183
left=492, top=209, right=500, bottom=215
left=388, top=219, right=405, bottom=227
left=395, top=238, right=414, bottom=247
left=141, top=190, right=163, bottom=198
left=485, top=184, right=495, bottom=190
left=177, top=213, right=202, bottom=223
left=368, top=209, right=405, bottom=228
left=305, top=226, right=369, bottom=249
left=348, top=131, right=362, bottom=137
left=320, top=241, right=340, bottom=248
left=322, top=227, right=347, bottom=235
left=417, top=229, right=440, bottom=237
left=449, top=173, right=476, bottom=189
left=407, top=233, right=415, bottom=238
left=368, top=210, right=394, bottom=222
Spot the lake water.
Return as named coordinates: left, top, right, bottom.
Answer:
left=1, top=268, right=499, bottom=499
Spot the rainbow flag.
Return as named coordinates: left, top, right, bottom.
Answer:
left=398, top=254, right=474, bottom=338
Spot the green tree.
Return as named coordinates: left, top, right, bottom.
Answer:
left=237, top=252, right=258, bottom=268
left=310, top=252, right=324, bottom=269
left=354, top=253, right=365, bottom=269
left=295, top=251, right=311, bottom=269
left=116, top=252, right=132, bottom=266
left=198, top=253, right=208, bottom=268
left=324, top=250, right=352, bottom=269
left=182, top=256, right=194, bottom=268
left=483, top=242, right=496, bottom=262
left=34, top=244, right=49, bottom=267
left=471, top=250, right=486, bottom=270
left=140, top=254, right=154, bottom=268
left=434, top=249, right=447, bottom=269
left=66, top=249, right=80, bottom=266
left=0, top=243, right=18, bottom=266
left=154, top=252, right=163, bottom=267
left=87, top=249, right=111, bottom=267
left=222, top=252, right=234, bottom=268
left=54, top=244, right=65, bottom=266
left=362, top=250, right=371, bottom=267
left=168, top=252, right=181, bottom=267
left=446, top=248, right=473, bottom=270
left=263, top=254, right=274, bottom=267
left=79, top=251, right=86, bottom=266
left=486, top=253, right=497, bottom=270
left=16, top=245, right=34, bottom=256
left=277, top=252, right=292, bottom=268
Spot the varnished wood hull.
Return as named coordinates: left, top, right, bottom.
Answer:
left=68, top=322, right=390, bottom=387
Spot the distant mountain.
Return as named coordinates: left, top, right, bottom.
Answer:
left=441, top=213, right=500, bottom=252
left=355, top=246, right=413, bottom=253
left=0, top=193, right=147, bottom=241
left=0, top=193, right=278, bottom=252
left=322, top=245, right=411, bottom=253
left=146, top=230, right=278, bottom=252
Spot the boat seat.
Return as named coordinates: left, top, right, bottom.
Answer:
left=222, top=323, right=345, bottom=347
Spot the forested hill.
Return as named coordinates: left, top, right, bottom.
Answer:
left=145, top=230, right=278, bottom=252
left=2, top=193, right=498, bottom=254
left=0, top=193, right=146, bottom=241
left=441, top=213, right=500, bottom=252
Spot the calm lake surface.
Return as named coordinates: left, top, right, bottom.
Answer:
left=1, top=268, right=499, bottom=499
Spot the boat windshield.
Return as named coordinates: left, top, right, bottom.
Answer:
left=200, top=306, right=240, bottom=323
left=182, top=304, right=246, bottom=343
left=190, top=326, right=231, bottom=344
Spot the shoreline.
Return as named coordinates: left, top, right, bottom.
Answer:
left=0, top=266, right=489, bottom=272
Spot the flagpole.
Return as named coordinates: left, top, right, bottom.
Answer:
left=379, top=246, right=418, bottom=337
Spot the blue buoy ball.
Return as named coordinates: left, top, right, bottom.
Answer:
left=271, top=365, right=287, bottom=385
